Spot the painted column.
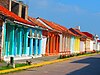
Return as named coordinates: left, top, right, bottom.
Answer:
left=62, top=35, right=64, bottom=52
left=50, top=35, right=53, bottom=54
left=38, top=31, right=42, bottom=55
left=64, top=36, right=66, bottom=52
left=66, top=36, right=68, bottom=52
left=9, top=25, right=15, bottom=56
left=53, top=35, right=55, bottom=54
left=59, top=34, right=62, bottom=53
left=14, top=30, right=17, bottom=56
left=75, top=37, right=77, bottom=53
left=58, top=36, right=60, bottom=53
left=78, top=38, right=80, bottom=53
left=19, top=28, right=22, bottom=56
left=64, top=36, right=67, bottom=52
left=2, top=22, right=6, bottom=57
left=24, top=29, right=28, bottom=55
left=70, top=37, right=72, bottom=54
left=5, top=24, right=8, bottom=56
left=29, top=38, right=33, bottom=56
left=67, top=36, right=69, bottom=52
left=38, top=39, right=42, bottom=55
left=5, top=38, right=8, bottom=56
left=46, top=36, right=49, bottom=55
left=56, top=35, right=59, bottom=54
left=42, top=37, right=47, bottom=55
left=70, top=36, right=75, bottom=54
left=52, top=34, right=55, bottom=54
left=34, top=39, right=38, bottom=56
left=17, top=28, right=22, bottom=56
left=76, top=37, right=78, bottom=53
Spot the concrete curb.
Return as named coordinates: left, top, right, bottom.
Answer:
left=0, top=53, right=99, bottom=74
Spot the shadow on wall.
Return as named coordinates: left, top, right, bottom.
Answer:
left=66, top=56, right=100, bottom=75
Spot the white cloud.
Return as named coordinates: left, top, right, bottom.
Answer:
left=35, top=0, right=49, bottom=8
left=24, top=0, right=86, bottom=15
left=93, top=12, right=100, bottom=16
left=53, top=3, right=86, bottom=14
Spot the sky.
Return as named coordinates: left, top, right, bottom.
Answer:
left=22, top=0, right=100, bottom=37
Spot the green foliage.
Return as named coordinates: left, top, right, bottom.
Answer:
left=58, top=51, right=100, bottom=59
left=0, top=63, right=29, bottom=70
left=0, top=66, right=12, bottom=70
left=15, top=63, right=28, bottom=68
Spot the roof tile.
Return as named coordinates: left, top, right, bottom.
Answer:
left=0, top=5, right=34, bottom=26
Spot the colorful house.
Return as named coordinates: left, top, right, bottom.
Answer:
left=37, top=17, right=65, bottom=56
left=69, top=31, right=77, bottom=54
left=97, top=40, right=100, bottom=51
left=0, top=0, right=99, bottom=62
left=0, top=5, right=45, bottom=61
left=93, top=34, right=99, bottom=51
left=37, top=18, right=77, bottom=55
left=59, top=28, right=76, bottom=55
left=69, top=28, right=87, bottom=53
left=82, top=32, right=94, bottom=52
left=28, top=17, right=49, bottom=56
left=57, top=26, right=75, bottom=55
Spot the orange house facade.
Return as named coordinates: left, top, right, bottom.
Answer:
left=36, top=18, right=62, bottom=56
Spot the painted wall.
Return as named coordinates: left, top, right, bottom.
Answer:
left=66, top=36, right=71, bottom=54
left=41, top=37, right=47, bottom=55
left=85, top=39, right=91, bottom=52
left=70, top=36, right=75, bottom=54
left=90, top=41, right=93, bottom=51
left=59, top=34, right=63, bottom=53
left=44, top=32, right=59, bottom=56
left=59, top=34, right=71, bottom=55
left=80, top=41, right=85, bottom=52
left=74, top=37, right=80, bottom=53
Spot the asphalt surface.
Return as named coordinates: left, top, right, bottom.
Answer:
left=4, top=54, right=100, bottom=75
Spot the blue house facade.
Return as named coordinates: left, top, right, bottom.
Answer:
left=3, top=22, right=42, bottom=61
left=0, top=5, right=43, bottom=61
left=1, top=21, right=42, bottom=61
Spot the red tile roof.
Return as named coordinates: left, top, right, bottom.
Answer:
left=69, top=28, right=87, bottom=37
left=82, top=32, right=94, bottom=40
left=39, top=18, right=63, bottom=32
left=97, top=40, right=100, bottom=42
left=58, top=25, right=77, bottom=36
left=28, top=16, right=49, bottom=29
left=0, top=5, right=34, bottom=26
left=38, top=18, right=76, bottom=36
left=68, top=30, right=77, bottom=36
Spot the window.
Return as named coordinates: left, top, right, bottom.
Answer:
left=33, top=38, right=35, bottom=46
left=28, top=38, right=30, bottom=47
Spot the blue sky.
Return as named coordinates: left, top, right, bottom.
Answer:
left=22, top=0, right=100, bottom=37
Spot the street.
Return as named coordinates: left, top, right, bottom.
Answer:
left=4, top=54, right=100, bottom=75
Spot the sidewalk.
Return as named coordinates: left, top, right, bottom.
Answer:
left=15, top=55, right=59, bottom=64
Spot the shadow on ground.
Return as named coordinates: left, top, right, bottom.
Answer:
left=66, top=57, right=100, bottom=75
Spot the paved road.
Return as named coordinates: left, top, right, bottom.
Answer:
left=4, top=54, right=100, bottom=75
